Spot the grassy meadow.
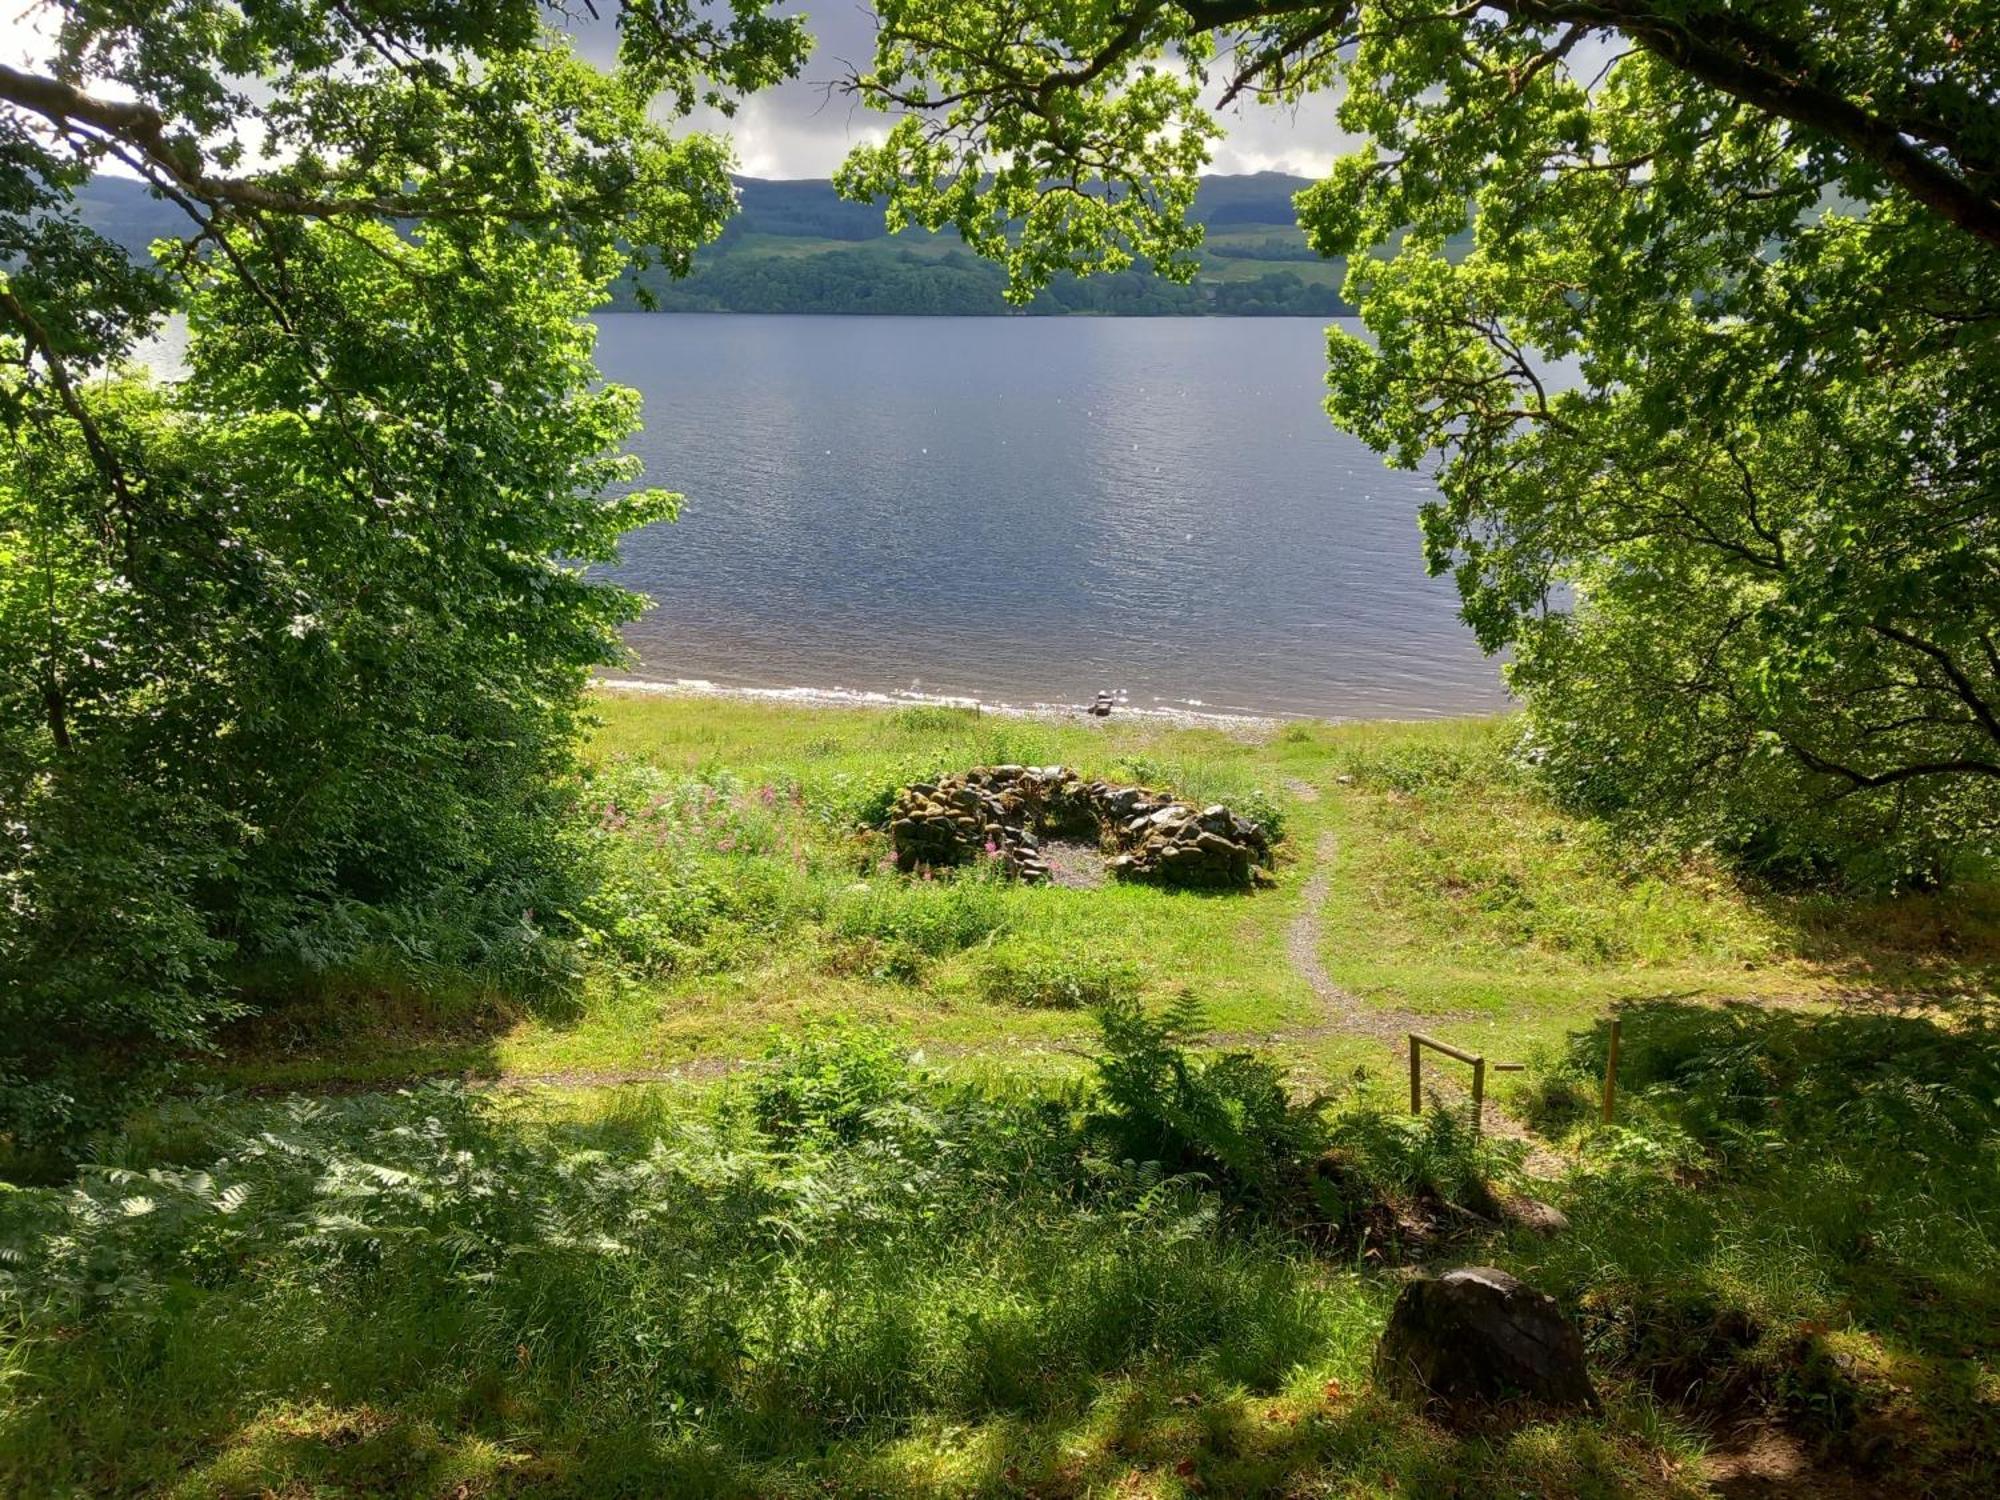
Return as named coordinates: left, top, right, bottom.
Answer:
left=4, top=691, right=1997, bottom=1497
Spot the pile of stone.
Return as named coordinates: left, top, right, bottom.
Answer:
left=887, top=765, right=1084, bottom=883
left=1103, top=796, right=1274, bottom=887
left=886, top=765, right=1275, bottom=889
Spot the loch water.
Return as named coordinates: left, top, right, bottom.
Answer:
left=600, top=314, right=1505, bottom=719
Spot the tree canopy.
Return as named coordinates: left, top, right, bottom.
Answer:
left=0, top=2, right=808, bottom=1140
left=841, top=1, right=2000, bottom=883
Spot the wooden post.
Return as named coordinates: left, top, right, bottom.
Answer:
left=1409, top=1034, right=1422, bottom=1114
left=1470, top=1055, right=1486, bottom=1136
left=1601, top=1016, right=1622, bottom=1124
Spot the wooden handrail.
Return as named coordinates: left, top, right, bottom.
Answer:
left=1408, top=1034, right=1528, bottom=1134
left=1409, top=1032, right=1480, bottom=1066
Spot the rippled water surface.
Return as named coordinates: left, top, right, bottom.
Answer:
left=611, top=315, right=1505, bottom=718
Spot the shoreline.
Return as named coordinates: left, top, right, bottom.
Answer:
left=594, top=675, right=1295, bottom=733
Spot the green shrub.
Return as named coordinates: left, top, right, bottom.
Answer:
left=1, top=212, right=669, bottom=1146
left=746, top=1020, right=916, bottom=1146
left=1086, top=994, right=1330, bottom=1216
left=1316, top=1105, right=1520, bottom=1223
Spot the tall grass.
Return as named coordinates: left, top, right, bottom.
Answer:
left=0, top=1029, right=1391, bottom=1497
left=1527, top=1003, right=2000, bottom=1492
left=13, top=997, right=1989, bottom=1494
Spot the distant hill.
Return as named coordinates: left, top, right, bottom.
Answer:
left=75, top=171, right=1356, bottom=317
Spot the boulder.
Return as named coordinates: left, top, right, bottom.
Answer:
left=1373, top=1267, right=1598, bottom=1418
left=1497, top=1196, right=1570, bottom=1238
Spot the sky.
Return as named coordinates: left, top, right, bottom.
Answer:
left=2, top=1, right=1352, bottom=182
left=579, top=6, right=1359, bottom=181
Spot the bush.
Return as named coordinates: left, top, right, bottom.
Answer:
left=1086, top=994, right=1331, bottom=1216
left=1315, top=1105, right=1520, bottom=1225
left=0, top=219, right=668, bottom=1146
left=1085, top=996, right=1523, bottom=1237
left=746, top=1021, right=916, bottom=1146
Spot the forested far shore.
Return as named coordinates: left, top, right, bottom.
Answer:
left=75, top=171, right=1362, bottom=317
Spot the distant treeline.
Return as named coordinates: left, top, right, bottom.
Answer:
left=623, top=247, right=1351, bottom=316
left=713, top=172, right=1320, bottom=243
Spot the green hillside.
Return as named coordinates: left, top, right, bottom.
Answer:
left=77, top=172, right=1354, bottom=316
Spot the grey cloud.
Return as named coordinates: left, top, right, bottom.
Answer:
left=550, top=4, right=1347, bottom=181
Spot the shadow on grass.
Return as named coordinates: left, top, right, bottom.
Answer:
left=1, top=1072, right=1697, bottom=1500
left=206, top=959, right=577, bottom=1089
left=153, top=1361, right=1694, bottom=1499
left=1536, top=1001, right=2000, bottom=1497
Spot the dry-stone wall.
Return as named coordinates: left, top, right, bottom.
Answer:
left=887, top=765, right=1275, bottom=888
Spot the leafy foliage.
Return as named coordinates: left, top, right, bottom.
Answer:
left=843, top=1, right=2000, bottom=883
left=0, top=4, right=809, bottom=1139
left=1086, top=991, right=1523, bottom=1239
left=746, top=1020, right=918, bottom=1146
left=1087, top=994, right=1333, bottom=1216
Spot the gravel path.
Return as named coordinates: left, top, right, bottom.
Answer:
left=1279, top=815, right=1564, bottom=1176
left=1284, top=831, right=1412, bottom=1043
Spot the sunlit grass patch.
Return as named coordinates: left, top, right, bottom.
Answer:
left=188, top=696, right=2000, bottom=1107
left=1317, top=719, right=2000, bottom=1021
